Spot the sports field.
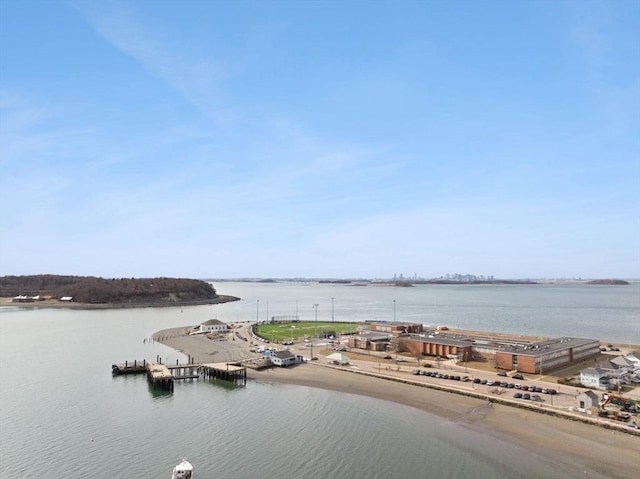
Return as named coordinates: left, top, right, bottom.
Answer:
left=256, top=321, right=360, bottom=342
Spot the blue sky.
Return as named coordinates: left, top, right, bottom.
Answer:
left=1, top=0, right=638, bottom=279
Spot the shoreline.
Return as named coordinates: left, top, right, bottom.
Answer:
left=0, top=294, right=240, bottom=310
left=154, top=326, right=639, bottom=478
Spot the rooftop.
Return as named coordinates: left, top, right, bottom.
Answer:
left=406, top=332, right=599, bottom=355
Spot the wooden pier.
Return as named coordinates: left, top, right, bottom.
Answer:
left=111, top=359, right=147, bottom=375
left=199, top=362, right=247, bottom=385
left=112, top=359, right=246, bottom=390
left=146, top=362, right=175, bottom=391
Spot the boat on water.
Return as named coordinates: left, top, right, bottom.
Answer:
left=171, top=459, right=193, bottom=479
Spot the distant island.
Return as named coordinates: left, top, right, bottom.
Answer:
left=585, top=279, right=630, bottom=285
left=0, top=274, right=239, bottom=308
left=327, top=279, right=538, bottom=286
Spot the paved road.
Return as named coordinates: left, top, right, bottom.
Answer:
left=157, top=322, right=639, bottom=429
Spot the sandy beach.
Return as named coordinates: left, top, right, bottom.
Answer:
left=155, top=325, right=640, bottom=478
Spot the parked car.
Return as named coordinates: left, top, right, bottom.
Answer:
left=497, top=371, right=507, bottom=377
left=512, top=373, right=524, bottom=380
left=522, top=393, right=531, bottom=400
left=513, top=392, right=523, bottom=399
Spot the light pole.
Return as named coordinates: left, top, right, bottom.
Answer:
left=331, top=297, right=335, bottom=322
left=313, top=303, right=319, bottom=338
left=256, top=299, right=260, bottom=324
left=393, top=299, right=396, bottom=323
left=266, top=301, right=269, bottom=324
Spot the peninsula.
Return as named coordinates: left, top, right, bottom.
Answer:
left=0, top=274, right=239, bottom=309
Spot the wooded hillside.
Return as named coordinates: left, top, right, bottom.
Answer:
left=0, top=275, right=218, bottom=304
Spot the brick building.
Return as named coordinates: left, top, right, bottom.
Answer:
left=402, top=333, right=600, bottom=374
left=402, top=335, right=473, bottom=361
left=369, top=322, right=423, bottom=334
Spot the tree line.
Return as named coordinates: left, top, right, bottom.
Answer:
left=0, top=274, right=218, bottom=304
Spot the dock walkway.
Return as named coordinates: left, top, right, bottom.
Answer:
left=112, top=359, right=246, bottom=391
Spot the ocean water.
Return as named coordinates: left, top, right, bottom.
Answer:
left=0, top=282, right=638, bottom=478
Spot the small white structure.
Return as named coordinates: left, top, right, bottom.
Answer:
left=267, top=350, right=303, bottom=367
left=200, top=318, right=228, bottom=333
left=580, top=367, right=610, bottom=390
left=576, top=390, right=599, bottom=413
left=327, top=352, right=350, bottom=365
left=624, top=352, right=640, bottom=368
left=12, top=295, right=32, bottom=303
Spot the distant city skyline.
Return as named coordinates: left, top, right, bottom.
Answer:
left=1, top=1, right=638, bottom=279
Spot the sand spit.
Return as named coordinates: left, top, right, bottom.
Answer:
left=152, top=325, right=639, bottom=479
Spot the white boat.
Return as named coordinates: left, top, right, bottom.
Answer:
left=171, top=459, right=194, bottom=479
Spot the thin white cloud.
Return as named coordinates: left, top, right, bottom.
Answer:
left=75, top=1, right=238, bottom=126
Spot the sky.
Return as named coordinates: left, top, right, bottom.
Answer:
left=1, top=0, right=639, bottom=280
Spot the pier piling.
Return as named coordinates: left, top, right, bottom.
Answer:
left=112, top=359, right=246, bottom=389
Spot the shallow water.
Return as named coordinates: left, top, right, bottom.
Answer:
left=1, top=281, right=636, bottom=478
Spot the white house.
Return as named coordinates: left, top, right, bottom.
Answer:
left=200, top=319, right=229, bottom=334
left=624, top=352, right=640, bottom=368
left=579, top=367, right=610, bottom=390
left=576, top=390, right=600, bottom=413
left=267, top=350, right=303, bottom=367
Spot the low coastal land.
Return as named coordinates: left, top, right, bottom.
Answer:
left=0, top=294, right=239, bottom=310
left=154, top=325, right=640, bottom=479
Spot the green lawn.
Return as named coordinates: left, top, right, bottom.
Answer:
left=256, top=321, right=361, bottom=341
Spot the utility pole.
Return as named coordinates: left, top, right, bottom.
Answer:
left=313, top=303, right=319, bottom=338
left=331, top=297, right=335, bottom=322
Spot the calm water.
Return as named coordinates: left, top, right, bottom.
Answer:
left=1, top=282, right=638, bottom=478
